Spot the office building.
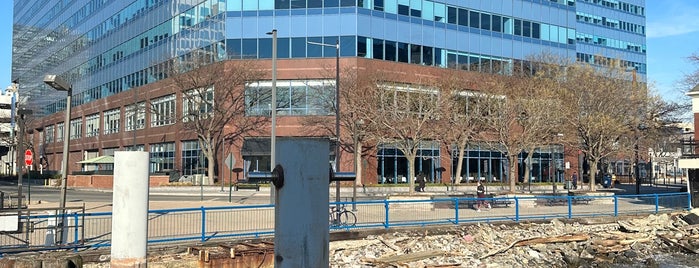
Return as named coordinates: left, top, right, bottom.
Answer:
left=11, top=0, right=646, bottom=185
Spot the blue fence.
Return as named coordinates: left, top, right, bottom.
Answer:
left=0, top=192, right=690, bottom=253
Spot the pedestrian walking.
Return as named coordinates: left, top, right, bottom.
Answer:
left=417, top=172, right=426, bottom=192
left=572, top=171, right=578, bottom=190
left=476, top=180, right=490, bottom=212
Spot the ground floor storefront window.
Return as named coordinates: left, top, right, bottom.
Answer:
left=451, top=144, right=507, bottom=184
left=377, top=142, right=440, bottom=184
left=517, top=145, right=564, bottom=183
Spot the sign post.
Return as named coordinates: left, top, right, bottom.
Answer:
left=24, top=150, right=32, bottom=204
left=224, top=154, right=236, bottom=192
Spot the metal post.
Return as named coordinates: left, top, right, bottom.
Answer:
left=59, top=89, right=71, bottom=244
left=16, top=112, right=24, bottom=208
left=269, top=29, right=277, bottom=204
left=334, top=38, right=341, bottom=206
left=634, top=142, right=640, bottom=194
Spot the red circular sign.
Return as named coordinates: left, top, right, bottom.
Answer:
left=24, top=149, right=32, bottom=166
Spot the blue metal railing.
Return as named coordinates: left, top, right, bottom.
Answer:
left=0, top=192, right=690, bottom=253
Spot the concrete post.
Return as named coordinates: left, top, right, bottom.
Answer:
left=111, top=151, right=149, bottom=268
left=274, top=138, right=329, bottom=267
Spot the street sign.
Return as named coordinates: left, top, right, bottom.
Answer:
left=225, top=153, right=236, bottom=168
left=24, top=149, right=32, bottom=166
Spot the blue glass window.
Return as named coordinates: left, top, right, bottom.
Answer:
left=259, top=38, right=273, bottom=58
left=278, top=37, right=290, bottom=58
left=340, top=0, right=355, bottom=7
left=447, top=7, right=456, bottom=24
left=323, top=36, right=338, bottom=56
left=423, top=45, right=433, bottom=66
left=373, top=39, right=384, bottom=60
left=397, top=42, right=408, bottom=63
left=410, top=44, right=421, bottom=64
left=340, top=36, right=356, bottom=56
left=523, top=21, right=531, bottom=37
left=226, top=39, right=242, bottom=59
left=324, top=0, right=339, bottom=7
left=292, top=37, right=306, bottom=58
left=308, top=37, right=323, bottom=57
left=469, top=11, right=479, bottom=29
left=457, top=8, right=468, bottom=26
left=242, top=39, right=257, bottom=58
left=308, top=0, right=322, bottom=8
left=357, top=36, right=367, bottom=57
left=276, top=0, right=290, bottom=9
left=291, top=0, right=306, bottom=8
left=385, top=40, right=396, bottom=61
left=374, top=0, right=384, bottom=11
left=480, top=13, right=490, bottom=31
left=532, top=22, right=540, bottom=39
left=492, top=15, right=502, bottom=32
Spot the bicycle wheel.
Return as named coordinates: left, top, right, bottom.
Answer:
left=338, top=211, right=357, bottom=227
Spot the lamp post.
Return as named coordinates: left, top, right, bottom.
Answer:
left=626, top=68, right=641, bottom=195
left=266, top=29, right=277, bottom=204
left=43, top=74, right=72, bottom=244
left=16, top=108, right=32, bottom=207
left=308, top=39, right=341, bottom=205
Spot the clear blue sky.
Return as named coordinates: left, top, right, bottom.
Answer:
left=1, top=1, right=697, bottom=101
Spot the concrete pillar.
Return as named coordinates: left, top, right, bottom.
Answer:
left=274, top=138, right=329, bottom=268
left=111, top=151, right=149, bottom=268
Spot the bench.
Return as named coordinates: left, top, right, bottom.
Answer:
left=570, top=194, right=592, bottom=205
left=538, top=193, right=593, bottom=206
left=233, top=182, right=260, bottom=191
left=544, top=197, right=568, bottom=206
left=487, top=194, right=514, bottom=208
left=233, top=176, right=271, bottom=191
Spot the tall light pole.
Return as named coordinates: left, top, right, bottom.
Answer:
left=308, top=39, right=341, bottom=204
left=627, top=68, right=640, bottom=195
left=16, top=108, right=32, bottom=208
left=266, top=29, right=277, bottom=204
left=43, top=74, right=72, bottom=244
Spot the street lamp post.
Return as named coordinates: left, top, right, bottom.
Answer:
left=43, top=74, right=72, bottom=244
left=266, top=29, right=277, bottom=204
left=16, top=108, right=32, bottom=208
left=308, top=39, right=341, bottom=205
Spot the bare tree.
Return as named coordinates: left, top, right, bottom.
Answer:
left=486, top=59, right=565, bottom=193
left=679, top=53, right=699, bottom=93
left=363, top=78, right=441, bottom=194
left=433, top=72, right=494, bottom=184
left=558, top=63, right=645, bottom=191
left=167, top=51, right=265, bottom=185
left=300, top=64, right=382, bottom=185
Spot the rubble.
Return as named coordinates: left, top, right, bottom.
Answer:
left=78, top=210, right=699, bottom=267
left=329, top=211, right=699, bottom=267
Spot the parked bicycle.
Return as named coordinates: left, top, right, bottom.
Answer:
left=329, top=204, right=356, bottom=227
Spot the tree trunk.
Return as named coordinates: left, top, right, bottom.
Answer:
left=355, top=139, right=363, bottom=186
left=454, top=143, right=466, bottom=185
left=207, top=151, right=216, bottom=185
left=509, top=155, right=518, bottom=193
left=524, top=152, right=532, bottom=185
left=407, top=157, right=415, bottom=195
left=589, top=160, right=598, bottom=192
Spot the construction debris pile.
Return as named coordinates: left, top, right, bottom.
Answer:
left=330, top=211, right=699, bottom=267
